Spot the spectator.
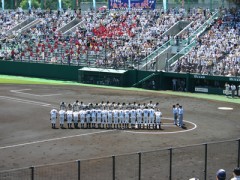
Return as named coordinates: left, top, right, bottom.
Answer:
left=216, top=169, right=226, bottom=180
left=231, top=167, right=240, bottom=180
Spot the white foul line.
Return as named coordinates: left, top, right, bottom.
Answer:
left=0, top=96, right=51, bottom=107
left=10, top=89, right=61, bottom=97
left=123, top=118, right=197, bottom=135
left=0, top=130, right=115, bottom=150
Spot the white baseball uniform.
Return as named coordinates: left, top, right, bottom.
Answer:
left=124, top=109, right=130, bottom=124
left=113, top=109, right=119, bottom=124
left=102, top=109, right=108, bottom=124
left=66, top=110, right=73, bottom=124
left=97, top=109, right=102, bottom=124
left=143, top=108, right=149, bottom=124
left=73, top=111, right=79, bottom=124
left=130, top=109, right=136, bottom=125
left=58, top=110, right=66, bottom=125
left=79, top=110, right=86, bottom=124
left=155, top=111, right=162, bottom=125
left=50, top=109, right=58, bottom=124
left=136, top=109, right=143, bottom=124
left=91, top=109, right=96, bottom=123
left=107, top=110, right=113, bottom=124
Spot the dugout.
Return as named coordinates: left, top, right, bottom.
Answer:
left=190, top=74, right=240, bottom=95
left=78, top=67, right=127, bottom=87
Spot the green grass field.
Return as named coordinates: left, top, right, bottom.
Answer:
left=0, top=75, right=239, bottom=104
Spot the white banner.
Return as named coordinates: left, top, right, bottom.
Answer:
left=195, top=87, right=208, bottom=93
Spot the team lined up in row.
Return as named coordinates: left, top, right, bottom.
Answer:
left=50, top=101, right=184, bottom=130
left=50, top=101, right=163, bottom=129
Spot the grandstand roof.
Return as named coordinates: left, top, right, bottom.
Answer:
left=79, top=67, right=127, bottom=74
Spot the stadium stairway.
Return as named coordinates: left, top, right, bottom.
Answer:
left=167, top=10, right=219, bottom=70
left=138, top=21, right=192, bottom=71
left=17, top=18, right=42, bottom=34
left=140, top=10, right=219, bottom=72
left=7, top=17, right=36, bottom=36
left=57, top=18, right=82, bottom=34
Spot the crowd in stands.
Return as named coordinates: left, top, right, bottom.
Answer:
left=1, top=7, right=239, bottom=77
left=0, top=7, right=211, bottom=69
left=172, top=8, right=240, bottom=76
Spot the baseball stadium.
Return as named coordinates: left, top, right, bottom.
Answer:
left=0, top=0, right=240, bottom=179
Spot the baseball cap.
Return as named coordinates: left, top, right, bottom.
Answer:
left=216, top=169, right=226, bottom=180
left=233, top=167, right=240, bottom=176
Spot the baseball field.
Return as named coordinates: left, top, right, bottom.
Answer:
left=0, top=75, right=239, bottom=180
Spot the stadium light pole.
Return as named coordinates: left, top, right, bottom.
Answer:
left=93, top=0, right=96, bottom=10
left=1, top=0, right=4, bottom=11
left=28, top=0, right=31, bottom=10
left=58, top=0, right=62, bottom=10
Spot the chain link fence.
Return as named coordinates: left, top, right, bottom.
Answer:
left=0, top=139, right=239, bottom=180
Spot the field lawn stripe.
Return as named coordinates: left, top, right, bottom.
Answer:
left=0, top=75, right=239, bottom=104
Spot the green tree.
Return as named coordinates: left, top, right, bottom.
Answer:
left=20, top=0, right=40, bottom=9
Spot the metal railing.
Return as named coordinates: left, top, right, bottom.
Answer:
left=0, top=139, right=239, bottom=180
left=167, top=40, right=197, bottom=67
left=181, top=11, right=219, bottom=46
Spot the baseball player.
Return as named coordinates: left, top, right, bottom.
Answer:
left=178, top=105, right=184, bottom=128
left=107, top=109, right=113, bottom=129
left=88, top=103, right=94, bottom=110
left=124, top=108, right=130, bottom=129
left=143, top=107, right=149, bottom=129
left=148, top=108, right=155, bottom=129
left=60, top=102, right=67, bottom=111
left=172, top=105, right=178, bottom=125
left=91, top=109, right=97, bottom=128
left=94, top=103, right=99, bottom=110
left=85, top=108, right=91, bottom=128
left=66, top=108, right=73, bottom=129
left=147, top=101, right=154, bottom=109
left=50, top=109, right=58, bottom=129
left=122, top=103, right=126, bottom=110
left=58, top=109, right=66, bottom=129
left=136, top=108, right=143, bottom=129
left=73, top=111, right=80, bottom=129
left=79, top=109, right=86, bottom=129
left=102, top=107, right=108, bottom=129
left=153, top=102, right=159, bottom=111
left=79, top=102, right=85, bottom=110
left=109, top=102, right=114, bottom=110
left=140, top=103, right=146, bottom=110
left=113, top=108, right=119, bottom=129
left=105, top=101, right=110, bottom=110
left=98, top=101, right=104, bottom=110
left=68, top=103, right=73, bottom=110
left=126, top=102, right=131, bottom=110
left=155, top=109, right=162, bottom=130
left=119, top=109, right=124, bottom=129
left=131, top=102, right=137, bottom=109
left=72, top=100, right=79, bottom=112
left=97, top=108, right=102, bottom=129
left=130, top=108, right=136, bottom=129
